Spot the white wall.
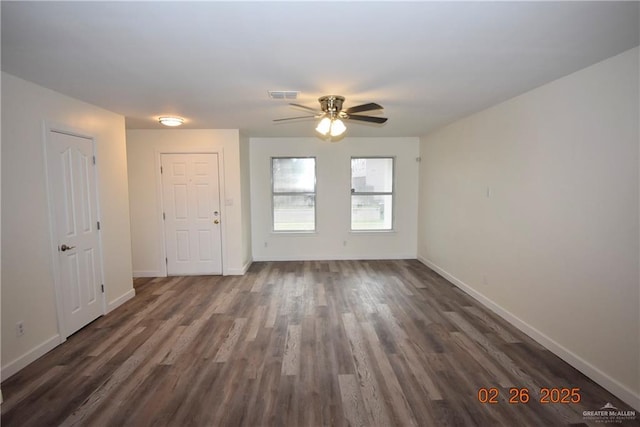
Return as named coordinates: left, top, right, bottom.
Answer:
left=1, top=72, right=135, bottom=379
left=1, top=50, right=3, bottom=401
left=126, top=129, right=251, bottom=276
left=418, top=47, right=639, bottom=409
left=239, top=133, right=253, bottom=269
left=251, top=137, right=419, bottom=260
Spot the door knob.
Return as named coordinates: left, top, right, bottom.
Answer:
left=213, top=219, right=220, bottom=224
left=60, top=244, right=76, bottom=252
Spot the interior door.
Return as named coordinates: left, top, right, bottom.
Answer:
left=46, top=130, right=104, bottom=337
left=161, top=153, right=222, bottom=275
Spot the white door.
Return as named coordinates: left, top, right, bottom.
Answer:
left=161, top=153, right=222, bottom=275
left=46, top=130, right=104, bottom=337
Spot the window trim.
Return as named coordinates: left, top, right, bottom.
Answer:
left=350, top=156, right=395, bottom=231
left=271, top=156, right=317, bottom=232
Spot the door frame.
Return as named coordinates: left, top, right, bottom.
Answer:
left=154, top=149, right=227, bottom=276
left=42, top=121, right=107, bottom=340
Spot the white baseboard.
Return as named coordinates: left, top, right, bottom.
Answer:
left=225, top=259, right=253, bottom=276
left=107, top=288, right=136, bottom=313
left=132, top=270, right=164, bottom=278
left=252, top=254, right=416, bottom=262
left=1, top=334, right=63, bottom=381
left=417, top=255, right=640, bottom=411
left=242, top=258, right=253, bottom=274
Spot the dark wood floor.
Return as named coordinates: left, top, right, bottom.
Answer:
left=1, top=260, right=635, bottom=426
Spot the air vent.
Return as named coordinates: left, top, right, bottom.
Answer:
left=268, top=90, right=299, bottom=100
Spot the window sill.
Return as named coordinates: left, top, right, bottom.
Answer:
left=349, top=229, right=396, bottom=234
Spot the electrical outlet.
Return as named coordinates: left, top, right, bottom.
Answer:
left=343, top=240, right=347, bottom=246
left=264, top=241, right=268, bottom=248
left=16, top=321, right=24, bottom=337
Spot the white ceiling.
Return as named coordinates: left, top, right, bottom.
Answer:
left=2, top=1, right=638, bottom=138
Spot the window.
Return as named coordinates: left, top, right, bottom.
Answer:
left=351, top=157, right=394, bottom=230
left=272, top=157, right=316, bottom=231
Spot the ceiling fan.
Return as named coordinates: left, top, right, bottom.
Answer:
left=274, top=95, right=388, bottom=138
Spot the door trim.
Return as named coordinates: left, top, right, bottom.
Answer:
left=42, top=121, right=107, bottom=339
left=154, top=149, right=227, bottom=276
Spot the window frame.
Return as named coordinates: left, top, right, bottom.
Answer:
left=350, top=156, right=395, bottom=231
left=271, top=156, right=317, bottom=233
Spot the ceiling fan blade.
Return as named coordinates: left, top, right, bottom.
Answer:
left=273, top=115, right=318, bottom=122
left=344, top=102, right=383, bottom=114
left=346, top=115, right=388, bottom=124
left=290, top=103, right=322, bottom=114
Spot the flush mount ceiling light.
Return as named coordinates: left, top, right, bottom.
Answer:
left=274, top=95, right=387, bottom=140
left=158, top=116, right=184, bottom=127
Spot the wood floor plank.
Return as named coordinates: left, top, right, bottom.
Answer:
left=397, top=337, right=444, bottom=400
left=213, top=317, right=248, bottom=363
left=387, top=352, right=440, bottom=426
left=316, top=281, right=327, bottom=306
left=264, top=293, right=280, bottom=329
left=245, top=304, right=266, bottom=342
left=360, top=321, right=418, bottom=426
left=338, top=374, right=368, bottom=427
left=2, top=260, right=635, bottom=427
left=281, top=324, right=301, bottom=376
left=342, top=312, right=393, bottom=427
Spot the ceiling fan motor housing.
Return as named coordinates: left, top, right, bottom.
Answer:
left=319, top=95, right=345, bottom=118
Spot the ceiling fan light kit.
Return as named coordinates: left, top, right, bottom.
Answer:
left=315, top=117, right=346, bottom=137
left=315, top=117, right=332, bottom=135
left=329, top=118, right=346, bottom=137
left=275, top=95, right=388, bottom=140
